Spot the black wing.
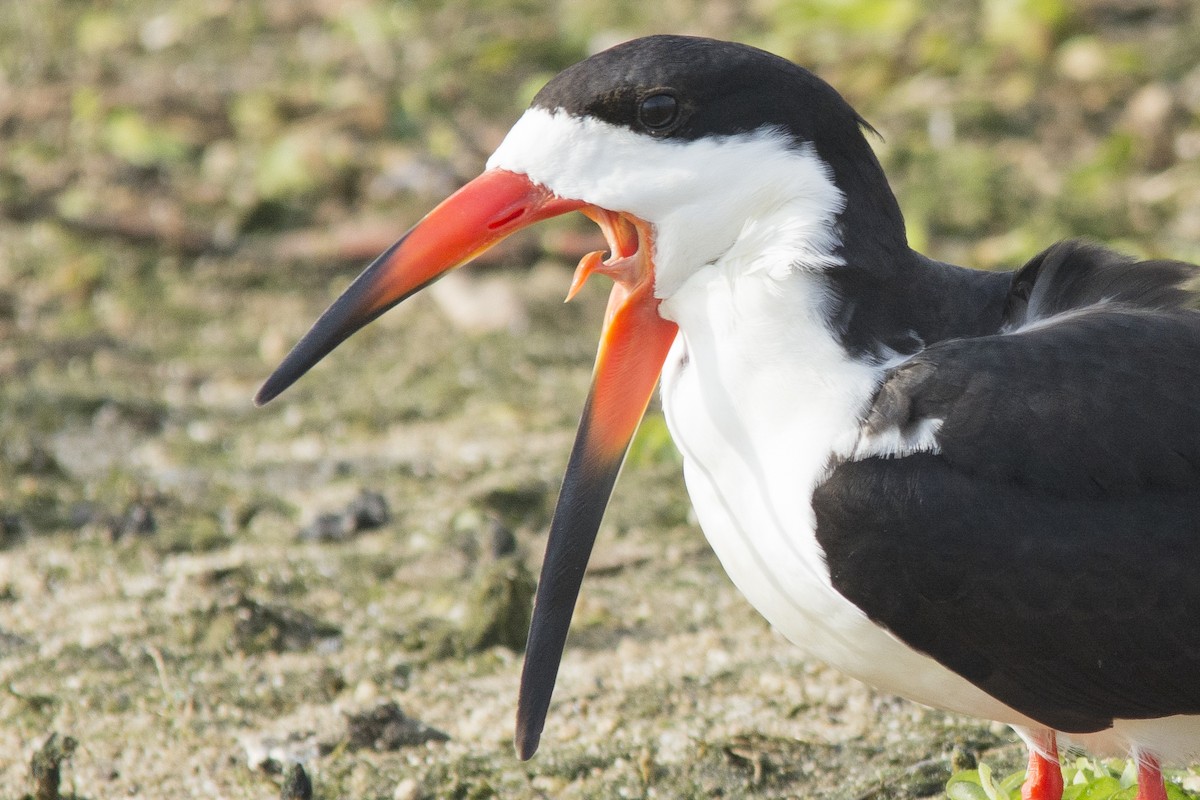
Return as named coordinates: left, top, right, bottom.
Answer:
left=813, top=242, right=1200, bottom=733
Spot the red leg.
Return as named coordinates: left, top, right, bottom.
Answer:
left=1135, top=754, right=1168, bottom=800
left=1021, top=735, right=1063, bottom=800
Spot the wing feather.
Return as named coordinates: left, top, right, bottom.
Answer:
left=815, top=242, right=1200, bottom=732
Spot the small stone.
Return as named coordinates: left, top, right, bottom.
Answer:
left=67, top=502, right=104, bottom=530
left=451, top=508, right=518, bottom=568
left=298, top=490, right=390, bottom=542
left=461, top=555, right=535, bottom=653
left=392, top=777, right=421, bottom=800
left=1055, top=36, right=1106, bottom=82
left=488, top=521, right=517, bottom=560
left=344, top=701, right=448, bottom=751
left=280, top=762, right=313, bottom=800
left=241, top=732, right=321, bottom=773
left=297, top=512, right=356, bottom=542
left=11, top=440, right=62, bottom=476
left=481, top=482, right=549, bottom=526
left=209, top=595, right=342, bottom=655
left=30, top=732, right=76, bottom=800
left=349, top=490, right=389, bottom=531
left=1, top=513, right=26, bottom=549
left=949, top=744, right=978, bottom=773
left=1121, top=82, right=1178, bottom=170
left=110, top=503, right=156, bottom=540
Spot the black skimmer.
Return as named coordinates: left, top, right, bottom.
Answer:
left=255, top=35, right=1200, bottom=800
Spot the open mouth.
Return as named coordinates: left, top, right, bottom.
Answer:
left=254, top=168, right=679, bottom=760
left=567, top=209, right=655, bottom=303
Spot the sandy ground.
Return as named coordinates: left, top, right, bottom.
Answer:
left=5, top=1, right=1200, bottom=797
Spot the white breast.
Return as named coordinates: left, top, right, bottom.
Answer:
left=654, top=261, right=1200, bottom=764
left=656, top=264, right=1040, bottom=730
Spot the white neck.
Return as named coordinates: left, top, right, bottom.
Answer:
left=657, top=253, right=882, bottom=669
left=658, top=261, right=878, bottom=539
left=646, top=139, right=847, bottom=297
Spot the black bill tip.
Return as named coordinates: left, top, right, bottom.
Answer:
left=513, top=405, right=627, bottom=761
left=254, top=237, right=421, bottom=407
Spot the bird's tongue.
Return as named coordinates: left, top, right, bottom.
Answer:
left=517, top=208, right=678, bottom=759
left=566, top=208, right=643, bottom=301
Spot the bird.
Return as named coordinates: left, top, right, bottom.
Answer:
left=255, top=35, right=1200, bottom=800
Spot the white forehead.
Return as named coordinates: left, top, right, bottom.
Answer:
left=489, top=108, right=824, bottom=215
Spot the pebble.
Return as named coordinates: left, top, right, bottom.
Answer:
left=280, top=762, right=313, bottom=800
left=297, top=490, right=390, bottom=542
left=392, top=778, right=421, bottom=800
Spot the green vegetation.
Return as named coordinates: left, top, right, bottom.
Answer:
left=948, top=758, right=1200, bottom=800
left=2, top=0, right=1200, bottom=797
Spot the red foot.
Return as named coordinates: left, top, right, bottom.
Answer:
left=1135, top=755, right=1168, bottom=800
left=1021, top=737, right=1063, bottom=800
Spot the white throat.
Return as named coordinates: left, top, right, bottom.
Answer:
left=658, top=265, right=879, bottom=621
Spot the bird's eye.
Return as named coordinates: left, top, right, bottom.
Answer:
left=637, top=93, right=679, bottom=132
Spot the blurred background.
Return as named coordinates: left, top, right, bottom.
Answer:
left=2, top=1, right=1199, bottom=798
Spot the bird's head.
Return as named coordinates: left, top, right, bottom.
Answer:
left=256, top=34, right=896, bottom=759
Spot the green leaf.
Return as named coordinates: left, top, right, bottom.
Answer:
left=998, top=769, right=1028, bottom=795
left=103, top=108, right=190, bottom=167
left=946, top=772, right=993, bottom=800
left=1077, top=776, right=1123, bottom=799
left=1166, top=782, right=1197, bottom=800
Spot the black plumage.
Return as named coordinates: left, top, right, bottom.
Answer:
left=815, top=239, right=1200, bottom=732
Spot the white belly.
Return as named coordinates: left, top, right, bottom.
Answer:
left=659, top=337, right=1037, bottom=729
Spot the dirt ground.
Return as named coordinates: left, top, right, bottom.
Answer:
left=3, top=2, right=1200, bottom=798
